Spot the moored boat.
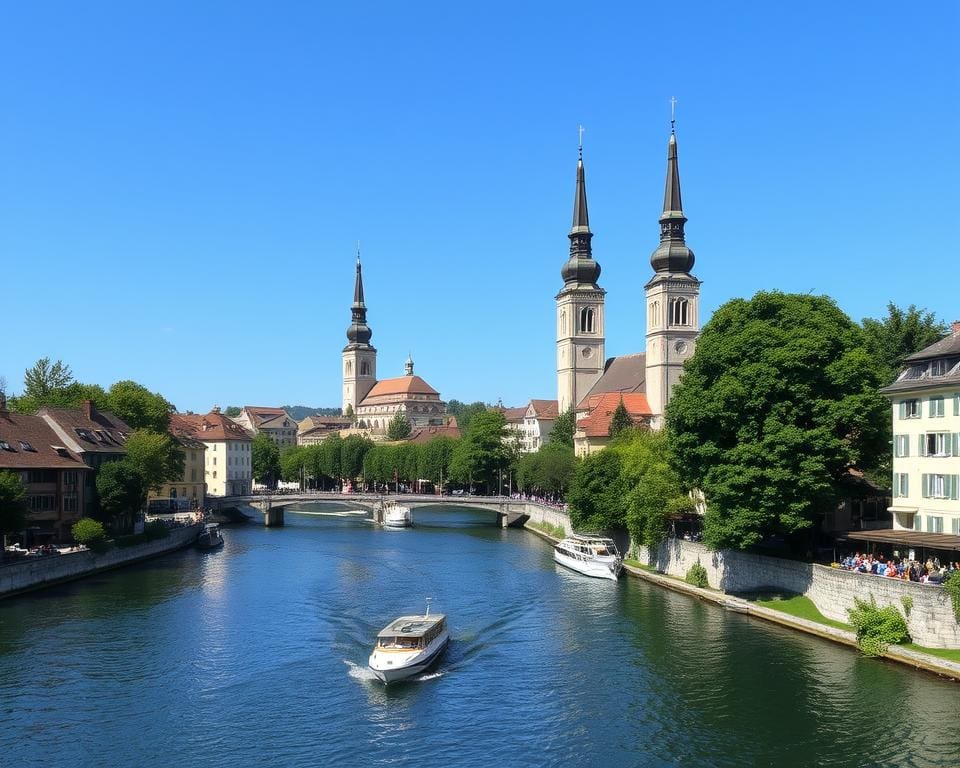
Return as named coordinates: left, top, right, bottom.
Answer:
left=196, top=522, right=224, bottom=550
left=381, top=500, right=413, bottom=528
left=554, top=533, right=622, bottom=580
left=368, top=600, right=449, bottom=684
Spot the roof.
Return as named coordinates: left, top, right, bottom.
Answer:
left=881, top=330, right=960, bottom=395
left=171, top=411, right=254, bottom=442
left=363, top=375, right=439, bottom=400
left=407, top=424, right=461, bottom=443
left=839, top=529, right=960, bottom=554
left=0, top=410, right=91, bottom=470
left=579, top=353, right=647, bottom=408
left=903, top=330, right=960, bottom=362
left=499, top=407, right=527, bottom=424
left=241, top=406, right=296, bottom=429
left=377, top=614, right=446, bottom=637
left=576, top=393, right=652, bottom=438
left=39, top=405, right=133, bottom=454
left=298, top=415, right=352, bottom=431
left=527, top=399, right=559, bottom=420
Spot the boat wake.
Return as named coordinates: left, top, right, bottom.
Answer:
left=344, top=660, right=380, bottom=683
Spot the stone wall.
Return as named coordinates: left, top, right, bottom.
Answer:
left=522, top=503, right=572, bottom=535
left=635, top=538, right=960, bottom=649
left=0, top=524, right=201, bottom=599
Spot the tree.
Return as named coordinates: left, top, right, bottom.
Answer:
left=667, top=291, right=889, bottom=551
left=10, top=357, right=107, bottom=414
left=446, top=400, right=488, bottom=434
left=418, top=436, right=457, bottom=490
left=387, top=411, right=412, bottom=441
left=280, top=445, right=308, bottom=484
left=608, top=398, right=633, bottom=438
left=105, top=380, right=173, bottom=432
left=344, top=403, right=355, bottom=422
left=549, top=407, right=575, bottom=448
left=96, top=461, right=147, bottom=524
left=449, top=411, right=508, bottom=493
left=515, top=443, right=576, bottom=498
left=23, top=358, right=74, bottom=400
left=224, top=406, right=242, bottom=418
left=341, top=435, right=373, bottom=481
left=567, top=449, right=626, bottom=531
left=0, top=471, right=27, bottom=536
left=71, top=518, right=106, bottom=546
left=252, top=433, right=281, bottom=486
left=862, top=302, right=948, bottom=385
left=320, top=433, right=344, bottom=485
left=123, top=430, right=184, bottom=491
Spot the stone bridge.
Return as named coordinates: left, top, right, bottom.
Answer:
left=213, top=492, right=554, bottom=529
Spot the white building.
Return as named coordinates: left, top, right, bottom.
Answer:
left=233, top=406, right=298, bottom=448
left=883, top=323, right=960, bottom=534
left=171, top=409, right=254, bottom=497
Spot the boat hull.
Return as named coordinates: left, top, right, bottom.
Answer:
left=553, top=549, right=621, bottom=580
left=369, top=635, right=448, bottom=684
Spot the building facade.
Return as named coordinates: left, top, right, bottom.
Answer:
left=171, top=409, right=253, bottom=497
left=234, top=406, right=298, bottom=448
left=146, top=427, right=206, bottom=512
left=355, top=358, right=446, bottom=435
left=882, top=323, right=960, bottom=534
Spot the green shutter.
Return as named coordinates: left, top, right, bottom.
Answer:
left=918, top=434, right=926, bottom=456
left=953, top=433, right=960, bottom=457
left=951, top=475, right=959, bottom=501
left=899, top=401, right=907, bottom=419
left=954, top=394, right=960, bottom=416
left=904, top=474, right=909, bottom=497
left=921, top=473, right=929, bottom=498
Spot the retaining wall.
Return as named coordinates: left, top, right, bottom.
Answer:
left=0, top=524, right=201, bottom=599
left=522, top=503, right=572, bottom=535
left=635, top=539, right=960, bottom=648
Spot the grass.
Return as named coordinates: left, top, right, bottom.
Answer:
left=905, top=643, right=960, bottom=663
left=752, top=593, right=853, bottom=632
left=624, top=558, right=657, bottom=573
left=528, top=520, right=565, bottom=539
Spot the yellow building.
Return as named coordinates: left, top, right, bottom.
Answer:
left=146, top=427, right=207, bottom=512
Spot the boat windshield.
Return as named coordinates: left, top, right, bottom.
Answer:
left=378, top=636, right=422, bottom=650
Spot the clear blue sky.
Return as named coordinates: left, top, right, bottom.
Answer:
left=3, top=1, right=958, bottom=413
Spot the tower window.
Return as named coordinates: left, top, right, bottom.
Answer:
left=649, top=300, right=660, bottom=327
left=579, top=307, right=595, bottom=334
left=670, top=297, right=689, bottom=326
left=345, top=360, right=353, bottom=375
left=360, top=361, right=370, bottom=376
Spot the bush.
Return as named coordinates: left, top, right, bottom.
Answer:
left=72, top=518, right=106, bottom=546
left=847, top=597, right=910, bottom=656
left=944, top=571, right=960, bottom=622
left=900, top=595, right=913, bottom=618
left=115, top=520, right=172, bottom=548
left=685, top=561, right=709, bottom=588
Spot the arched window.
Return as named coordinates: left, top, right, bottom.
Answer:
left=579, top=306, right=595, bottom=334
left=360, top=360, right=370, bottom=376
left=670, top=297, right=689, bottom=326
left=345, top=360, right=353, bottom=375
left=649, top=300, right=660, bottom=327
left=560, top=310, right=567, bottom=335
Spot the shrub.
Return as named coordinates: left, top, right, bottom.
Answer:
left=900, top=595, right=913, bottom=618
left=685, top=561, right=709, bottom=588
left=71, top=518, right=106, bottom=546
left=847, top=597, right=910, bottom=656
left=944, top=571, right=960, bottom=622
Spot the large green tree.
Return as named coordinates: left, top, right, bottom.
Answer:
left=105, top=380, right=173, bottom=432
left=549, top=407, right=576, bottom=448
left=567, top=449, right=626, bottom=532
left=418, top=436, right=457, bottom=490
left=668, top=291, right=889, bottom=551
left=0, top=470, right=28, bottom=536
left=862, top=302, right=948, bottom=386
left=23, top=358, right=74, bottom=399
left=515, top=443, right=576, bottom=498
left=446, top=400, right=488, bottom=434
left=387, top=411, right=412, bottom=441
left=280, top=445, right=308, bottom=484
left=123, top=430, right=185, bottom=491
left=252, top=433, right=281, bottom=485
left=449, top=411, right=508, bottom=493
left=96, top=461, right=147, bottom=524
left=341, top=435, right=374, bottom=482
left=608, top=398, right=633, bottom=438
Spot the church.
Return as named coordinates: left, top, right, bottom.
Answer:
left=341, top=256, right=447, bottom=435
left=557, top=123, right=701, bottom=454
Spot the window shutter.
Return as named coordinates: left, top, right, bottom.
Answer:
left=899, top=401, right=906, bottom=420
left=954, top=394, right=960, bottom=416
left=951, top=475, right=959, bottom=501
left=953, top=433, right=960, bottom=458
left=918, top=435, right=926, bottom=457
left=921, top=473, right=929, bottom=498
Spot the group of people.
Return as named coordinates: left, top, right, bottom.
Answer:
left=510, top=492, right=567, bottom=511
left=838, top=552, right=960, bottom=584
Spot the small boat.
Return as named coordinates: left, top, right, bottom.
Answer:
left=381, top=500, right=413, bottom=528
left=554, top=533, right=622, bottom=580
left=368, top=600, right=449, bottom=684
left=196, top=523, right=224, bottom=550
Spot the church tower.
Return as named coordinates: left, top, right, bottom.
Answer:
left=645, top=123, right=701, bottom=428
left=556, top=139, right=605, bottom=414
left=342, top=252, right=377, bottom=416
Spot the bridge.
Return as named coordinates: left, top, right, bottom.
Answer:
left=211, top=492, right=565, bottom=530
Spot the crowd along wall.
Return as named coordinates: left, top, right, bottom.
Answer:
left=0, top=524, right=202, bottom=599
left=635, top=538, right=960, bottom=649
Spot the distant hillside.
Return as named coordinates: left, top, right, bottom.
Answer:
left=282, top=405, right=342, bottom=421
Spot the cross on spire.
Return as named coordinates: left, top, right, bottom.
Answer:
left=670, top=96, right=677, bottom=133
left=578, top=123, right=584, bottom=158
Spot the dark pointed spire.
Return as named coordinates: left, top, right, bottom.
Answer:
left=650, top=123, right=695, bottom=274
left=345, top=247, right=373, bottom=347
left=561, top=131, right=601, bottom=286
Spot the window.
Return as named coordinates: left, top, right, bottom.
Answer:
left=649, top=301, right=660, bottom=327
left=28, top=495, right=56, bottom=511
left=930, top=396, right=945, bottom=418
left=19, top=441, right=36, bottom=452
left=64, top=471, right=78, bottom=487
left=893, top=473, right=909, bottom=498
left=953, top=519, right=960, bottom=535
left=27, top=470, right=56, bottom=483
left=922, top=432, right=950, bottom=457
left=669, top=297, right=689, bottom=326
left=0, top=440, right=14, bottom=452
left=894, top=435, right=910, bottom=457
left=921, top=474, right=960, bottom=499
left=899, top=399, right=920, bottom=419
left=579, top=306, right=595, bottom=334
left=914, top=514, right=922, bottom=531
left=927, top=516, right=944, bottom=534
left=360, top=361, right=370, bottom=376
left=345, top=360, right=353, bottom=375
left=213, top=457, right=217, bottom=466
left=931, top=359, right=948, bottom=376
left=64, top=495, right=78, bottom=513
left=213, top=471, right=217, bottom=479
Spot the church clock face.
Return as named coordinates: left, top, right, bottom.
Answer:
left=674, top=340, right=688, bottom=355
left=581, top=347, right=593, bottom=359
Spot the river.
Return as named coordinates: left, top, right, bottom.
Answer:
left=1, top=503, right=958, bottom=767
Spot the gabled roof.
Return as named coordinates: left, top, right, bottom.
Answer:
left=241, top=406, right=296, bottom=429
left=0, top=410, right=90, bottom=470
left=579, top=353, right=647, bottom=408
left=576, top=393, right=652, bottom=438
left=498, top=407, right=527, bottom=424
left=298, top=415, right=352, bottom=432
left=363, top=375, right=439, bottom=399
left=407, top=424, right=462, bottom=443
left=39, top=405, right=133, bottom=453
left=903, top=330, right=960, bottom=362
left=881, top=329, right=960, bottom=395
left=172, top=411, right=253, bottom=442
left=527, top=399, right=559, bottom=420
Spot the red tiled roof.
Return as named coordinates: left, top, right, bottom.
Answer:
left=528, top=399, right=559, bottom=419
left=499, top=407, right=526, bottom=424
left=0, top=411, right=90, bottom=470
left=407, top=424, right=462, bottom=443
left=576, top=393, right=652, bottom=438
left=242, top=406, right=295, bottom=428
left=363, top=375, right=439, bottom=399
left=39, top=405, right=133, bottom=453
left=172, top=411, right=253, bottom=442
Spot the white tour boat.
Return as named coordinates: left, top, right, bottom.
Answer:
left=381, top=500, right=413, bottom=528
left=554, top=533, right=622, bottom=580
left=196, top=522, right=224, bottom=550
left=368, top=600, right=449, bottom=684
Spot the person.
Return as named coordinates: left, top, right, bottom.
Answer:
left=885, top=561, right=897, bottom=578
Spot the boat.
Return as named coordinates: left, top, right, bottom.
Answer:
left=381, top=500, right=413, bottom=528
left=553, top=533, right=622, bottom=580
left=196, top=522, right=224, bottom=550
left=368, top=600, right=449, bottom=684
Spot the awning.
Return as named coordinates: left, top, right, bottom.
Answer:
left=887, top=506, right=918, bottom=514
left=839, top=529, right=960, bottom=552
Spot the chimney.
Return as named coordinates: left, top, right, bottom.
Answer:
left=83, top=399, right=94, bottom=420
left=952, top=320, right=960, bottom=336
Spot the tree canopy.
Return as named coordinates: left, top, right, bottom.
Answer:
left=515, top=442, right=576, bottom=499
left=0, top=470, right=27, bottom=535
left=861, top=302, right=948, bottom=385
left=96, top=461, right=147, bottom=524
left=123, top=430, right=185, bottom=491
left=105, top=380, right=173, bottom=432
left=549, top=407, right=575, bottom=448
left=446, top=400, right=488, bottom=433
left=387, top=411, right=412, bottom=441
left=667, top=291, right=889, bottom=551
left=608, top=398, right=633, bottom=438
left=449, top=410, right=509, bottom=493
left=567, top=449, right=626, bottom=532
left=252, top=433, right=281, bottom=485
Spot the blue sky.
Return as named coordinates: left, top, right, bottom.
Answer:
left=3, top=1, right=958, bottom=413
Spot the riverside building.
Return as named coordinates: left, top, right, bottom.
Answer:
left=171, top=409, right=253, bottom=497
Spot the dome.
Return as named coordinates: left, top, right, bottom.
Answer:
left=561, top=251, right=601, bottom=285
left=346, top=320, right=372, bottom=345
left=650, top=238, right=695, bottom=274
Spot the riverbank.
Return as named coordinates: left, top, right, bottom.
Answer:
left=524, top=523, right=960, bottom=682
left=0, top=523, right=202, bottom=600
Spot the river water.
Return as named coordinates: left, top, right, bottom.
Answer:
left=1, top=503, right=958, bottom=768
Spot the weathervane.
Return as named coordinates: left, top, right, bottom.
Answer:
left=670, top=96, right=677, bottom=133
left=578, top=123, right=584, bottom=159
left=356, top=240, right=361, bottom=264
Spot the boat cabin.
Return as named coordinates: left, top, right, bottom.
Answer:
left=376, top=615, right=446, bottom=650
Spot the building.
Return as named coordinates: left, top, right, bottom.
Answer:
left=882, top=322, right=960, bottom=534
left=496, top=404, right=528, bottom=451
left=558, top=124, right=702, bottom=448
left=0, top=394, right=91, bottom=543
left=146, top=423, right=206, bottom=513
left=297, top=415, right=352, bottom=446
left=171, top=409, right=253, bottom=497
left=498, top=400, right=560, bottom=454
left=39, top=399, right=133, bottom=522
left=573, top=393, right=653, bottom=457
left=233, top=406, right=298, bottom=448
left=340, top=256, right=447, bottom=435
